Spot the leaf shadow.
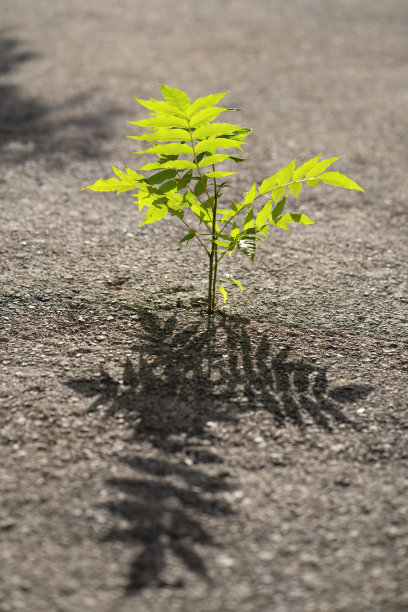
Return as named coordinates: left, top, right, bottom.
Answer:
left=104, top=456, right=233, bottom=592
left=65, top=307, right=374, bottom=593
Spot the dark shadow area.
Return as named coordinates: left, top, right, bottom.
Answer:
left=66, top=308, right=374, bottom=592
left=0, top=30, right=122, bottom=165
left=67, top=308, right=374, bottom=444
left=104, top=456, right=233, bottom=591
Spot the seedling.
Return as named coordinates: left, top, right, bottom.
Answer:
left=84, top=85, right=364, bottom=314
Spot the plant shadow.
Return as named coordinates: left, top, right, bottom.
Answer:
left=0, top=30, right=122, bottom=165
left=104, top=456, right=233, bottom=592
left=66, top=308, right=374, bottom=591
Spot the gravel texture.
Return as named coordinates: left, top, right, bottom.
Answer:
left=1, top=1, right=407, bottom=611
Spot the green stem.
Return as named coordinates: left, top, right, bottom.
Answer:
left=210, top=166, right=219, bottom=312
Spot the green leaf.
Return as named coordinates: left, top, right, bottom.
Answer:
left=288, top=181, right=302, bottom=197
left=306, top=178, right=319, bottom=187
left=189, top=107, right=228, bottom=128
left=140, top=160, right=196, bottom=171
left=136, top=143, right=194, bottom=156
left=139, top=205, right=168, bottom=225
left=243, top=206, right=254, bottom=230
left=134, top=98, right=185, bottom=117
left=187, top=92, right=229, bottom=118
left=259, top=158, right=295, bottom=195
left=225, top=273, right=244, bottom=292
left=129, top=115, right=188, bottom=129
left=146, top=169, right=177, bottom=185
left=317, top=172, right=364, bottom=191
left=243, top=182, right=257, bottom=205
left=238, top=238, right=256, bottom=261
left=158, top=85, right=190, bottom=112
left=292, top=154, right=321, bottom=181
left=256, top=200, right=272, bottom=226
left=229, top=156, right=247, bottom=164
left=230, top=222, right=240, bottom=238
left=193, top=123, right=245, bottom=139
left=271, top=196, right=287, bottom=221
left=306, top=156, right=341, bottom=178
left=194, top=138, right=243, bottom=154
left=205, top=171, right=237, bottom=178
left=83, top=166, right=143, bottom=194
left=129, top=128, right=191, bottom=142
left=274, top=213, right=314, bottom=230
left=198, top=154, right=231, bottom=168
left=271, top=185, right=286, bottom=204
left=194, top=177, right=207, bottom=196
left=219, top=286, right=228, bottom=303
left=178, top=230, right=196, bottom=246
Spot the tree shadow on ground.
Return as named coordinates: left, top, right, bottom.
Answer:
left=0, top=30, right=122, bottom=165
left=66, top=307, right=373, bottom=592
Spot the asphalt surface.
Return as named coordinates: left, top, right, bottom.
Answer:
left=1, top=1, right=407, bottom=611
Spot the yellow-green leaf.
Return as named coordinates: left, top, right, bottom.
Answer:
left=194, top=138, right=243, bottom=154
left=189, top=107, right=228, bottom=128
left=129, top=128, right=191, bottom=142
left=306, top=156, right=341, bottom=178
left=187, top=92, right=229, bottom=118
left=219, top=286, right=228, bottom=303
left=139, top=205, right=168, bottom=225
left=317, top=172, right=364, bottom=191
left=158, top=85, right=190, bottom=112
left=205, top=171, right=237, bottom=178
left=193, top=123, right=244, bottom=139
left=256, top=200, right=272, bottom=226
left=292, top=154, right=321, bottom=181
left=198, top=154, right=230, bottom=168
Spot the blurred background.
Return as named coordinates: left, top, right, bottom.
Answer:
left=1, top=0, right=407, bottom=188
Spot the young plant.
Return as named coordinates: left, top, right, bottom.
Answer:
left=83, top=85, right=364, bottom=314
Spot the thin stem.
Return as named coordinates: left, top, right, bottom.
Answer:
left=211, top=169, right=218, bottom=309
left=210, top=165, right=219, bottom=311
